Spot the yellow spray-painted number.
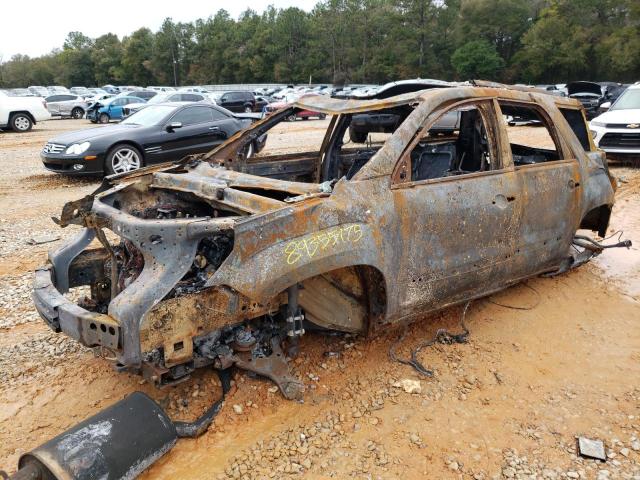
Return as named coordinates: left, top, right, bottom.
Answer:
left=284, top=224, right=363, bottom=265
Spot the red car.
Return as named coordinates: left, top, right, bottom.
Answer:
left=265, top=93, right=327, bottom=121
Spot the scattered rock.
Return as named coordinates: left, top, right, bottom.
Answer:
left=392, top=379, right=422, bottom=394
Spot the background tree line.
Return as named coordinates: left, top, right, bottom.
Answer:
left=1, top=0, right=639, bottom=88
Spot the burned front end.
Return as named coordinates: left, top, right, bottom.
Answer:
left=33, top=161, right=322, bottom=396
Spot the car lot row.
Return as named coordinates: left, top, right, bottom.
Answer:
left=2, top=80, right=639, bottom=180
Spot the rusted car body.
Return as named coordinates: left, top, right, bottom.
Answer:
left=33, top=83, right=616, bottom=396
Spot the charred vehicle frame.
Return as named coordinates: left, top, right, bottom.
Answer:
left=33, top=82, right=622, bottom=401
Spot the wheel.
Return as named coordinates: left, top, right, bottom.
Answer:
left=243, top=141, right=255, bottom=159
left=105, top=144, right=143, bottom=175
left=348, top=125, right=367, bottom=143
left=71, top=107, right=84, bottom=119
left=10, top=113, right=33, bottom=132
left=319, top=113, right=327, bottom=120
left=99, top=113, right=110, bottom=124
left=286, top=114, right=297, bottom=122
left=244, top=105, right=253, bottom=113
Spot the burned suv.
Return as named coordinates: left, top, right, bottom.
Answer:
left=33, top=82, right=619, bottom=398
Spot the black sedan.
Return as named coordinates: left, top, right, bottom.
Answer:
left=41, top=103, right=266, bottom=176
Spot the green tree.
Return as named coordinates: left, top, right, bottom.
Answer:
left=122, top=29, right=155, bottom=86
left=451, top=39, right=505, bottom=79
left=92, top=34, right=124, bottom=85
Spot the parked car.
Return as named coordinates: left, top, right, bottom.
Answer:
left=254, top=95, right=271, bottom=112
left=265, top=94, right=326, bottom=120
left=0, top=89, right=51, bottom=132
left=86, top=96, right=146, bottom=123
left=590, top=83, right=640, bottom=158
left=47, top=86, right=70, bottom=95
left=599, top=82, right=629, bottom=104
left=344, top=79, right=455, bottom=142
left=179, top=86, right=210, bottom=94
left=10, top=88, right=35, bottom=97
left=87, top=88, right=109, bottom=96
left=86, top=93, right=114, bottom=105
left=45, top=94, right=88, bottom=119
left=28, top=86, right=49, bottom=97
left=147, top=86, right=176, bottom=92
left=214, top=91, right=256, bottom=113
left=70, top=87, right=91, bottom=96
left=124, top=92, right=209, bottom=116
left=33, top=84, right=620, bottom=393
left=41, top=102, right=266, bottom=175
left=101, top=85, right=120, bottom=94
left=115, top=90, right=157, bottom=101
left=566, top=81, right=605, bottom=119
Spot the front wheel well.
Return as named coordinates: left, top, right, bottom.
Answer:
left=282, top=265, right=387, bottom=335
left=580, top=204, right=612, bottom=237
left=104, top=142, right=146, bottom=172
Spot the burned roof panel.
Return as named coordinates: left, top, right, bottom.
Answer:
left=292, top=90, right=431, bottom=114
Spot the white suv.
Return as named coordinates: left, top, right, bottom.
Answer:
left=0, top=90, right=51, bottom=132
left=590, top=84, right=640, bottom=156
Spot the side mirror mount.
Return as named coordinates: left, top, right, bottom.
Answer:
left=600, top=102, right=611, bottom=111
left=166, top=122, right=182, bottom=132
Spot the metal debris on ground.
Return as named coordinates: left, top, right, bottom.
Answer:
left=26, top=234, right=60, bottom=245
left=577, top=437, right=607, bottom=461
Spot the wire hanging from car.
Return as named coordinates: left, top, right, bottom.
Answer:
left=389, top=300, right=471, bottom=377
left=487, top=282, right=541, bottom=311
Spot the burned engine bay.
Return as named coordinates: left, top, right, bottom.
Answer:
left=34, top=160, right=341, bottom=398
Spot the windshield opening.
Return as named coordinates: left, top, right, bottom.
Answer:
left=122, top=105, right=176, bottom=126
left=611, top=89, right=640, bottom=111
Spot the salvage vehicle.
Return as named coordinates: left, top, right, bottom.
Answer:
left=566, top=81, right=604, bottom=119
left=86, top=95, right=145, bottom=123
left=0, top=89, right=50, bottom=132
left=44, top=93, right=88, bottom=119
left=41, top=102, right=266, bottom=175
left=590, top=83, right=640, bottom=158
left=34, top=82, right=622, bottom=402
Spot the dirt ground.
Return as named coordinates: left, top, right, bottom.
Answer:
left=0, top=119, right=639, bottom=480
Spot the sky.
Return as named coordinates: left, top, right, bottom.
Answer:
left=0, top=0, right=318, bottom=60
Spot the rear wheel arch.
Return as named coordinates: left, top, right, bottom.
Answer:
left=9, top=111, right=36, bottom=130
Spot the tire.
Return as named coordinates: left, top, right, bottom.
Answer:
left=244, top=105, right=253, bottom=113
left=319, top=113, right=327, bottom=120
left=286, top=114, right=297, bottom=122
left=105, top=144, right=143, bottom=176
left=348, top=125, right=367, bottom=143
left=10, top=113, right=33, bottom=133
left=99, top=113, right=110, bottom=124
left=71, top=107, right=84, bottom=119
